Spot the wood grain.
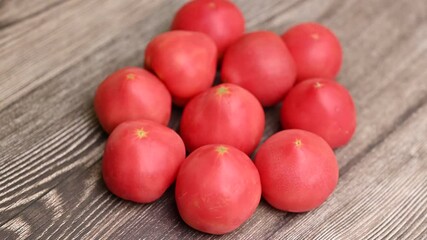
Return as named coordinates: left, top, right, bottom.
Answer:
left=0, top=0, right=64, bottom=29
left=0, top=0, right=426, bottom=239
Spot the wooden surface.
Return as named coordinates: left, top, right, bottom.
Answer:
left=0, top=0, right=426, bottom=239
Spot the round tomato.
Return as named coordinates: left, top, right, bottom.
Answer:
left=282, top=22, right=342, bottom=82
left=144, top=31, right=217, bottom=106
left=281, top=78, right=356, bottom=148
left=221, top=31, right=296, bottom=106
left=176, top=144, right=261, bottom=234
left=255, top=129, right=339, bottom=212
left=102, top=120, right=186, bottom=203
left=180, top=83, right=265, bottom=155
left=94, top=67, right=171, bottom=133
left=171, top=0, right=245, bottom=56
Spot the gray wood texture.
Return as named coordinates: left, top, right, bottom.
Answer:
left=0, top=0, right=426, bottom=239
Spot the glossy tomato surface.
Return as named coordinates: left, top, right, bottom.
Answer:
left=94, top=67, right=171, bottom=133
left=282, top=22, right=342, bottom=82
left=180, top=83, right=265, bottom=155
left=171, top=0, right=245, bottom=56
left=255, top=129, right=338, bottom=212
left=281, top=78, right=356, bottom=148
left=221, top=31, right=296, bottom=106
left=102, top=120, right=186, bottom=203
left=176, top=144, right=261, bottom=234
left=145, top=30, right=217, bottom=106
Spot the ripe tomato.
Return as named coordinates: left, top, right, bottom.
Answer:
left=94, top=67, right=171, bottom=133
left=171, top=0, right=245, bottom=56
left=221, top=31, right=296, bottom=106
left=180, top=83, right=265, bottom=155
left=281, top=78, right=356, bottom=148
left=102, top=120, right=186, bottom=203
left=282, top=22, right=342, bottom=82
left=255, top=129, right=339, bottom=212
left=144, top=31, right=217, bottom=106
left=176, top=144, right=261, bottom=234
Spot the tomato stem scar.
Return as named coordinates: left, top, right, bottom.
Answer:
left=294, top=139, right=302, bottom=147
left=136, top=128, right=148, bottom=139
left=126, top=73, right=136, bottom=80
left=314, top=82, right=323, bottom=89
left=216, top=86, right=230, bottom=96
left=215, top=145, right=229, bottom=155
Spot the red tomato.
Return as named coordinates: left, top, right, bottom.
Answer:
left=94, top=67, right=171, bottom=133
left=176, top=144, right=261, bottom=234
left=281, top=78, right=356, bottom=148
left=180, top=83, right=265, bottom=155
left=282, top=22, right=342, bottom=82
left=144, top=31, right=217, bottom=106
left=102, top=120, right=186, bottom=203
left=255, top=129, right=338, bottom=212
left=221, top=31, right=296, bottom=106
left=171, top=0, right=245, bottom=56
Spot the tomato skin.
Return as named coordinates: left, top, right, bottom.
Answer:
left=176, top=144, right=261, bottom=234
left=282, top=22, right=342, bottom=82
left=144, top=31, right=217, bottom=106
left=171, top=0, right=245, bottom=56
left=255, top=129, right=338, bottom=212
left=221, top=31, right=296, bottom=106
left=94, top=67, right=171, bottom=133
left=180, top=83, right=265, bottom=155
left=102, top=120, right=186, bottom=203
left=281, top=78, right=356, bottom=148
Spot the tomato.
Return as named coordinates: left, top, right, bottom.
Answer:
left=176, top=144, right=261, bottom=234
left=102, top=120, right=186, bottom=203
left=255, top=129, right=338, bottom=212
left=221, top=31, right=296, bottom=106
left=180, top=83, right=265, bottom=155
left=281, top=78, right=356, bottom=148
left=94, top=67, right=171, bottom=133
left=144, top=31, right=217, bottom=106
left=282, top=22, right=342, bottom=82
left=171, top=0, right=245, bottom=56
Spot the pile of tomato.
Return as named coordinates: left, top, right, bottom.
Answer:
left=94, top=0, right=356, bottom=235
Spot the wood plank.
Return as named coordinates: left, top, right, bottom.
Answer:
left=0, top=0, right=426, bottom=238
left=0, top=0, right=64, bottom=29
left=0, top=0, right=174, bottom=111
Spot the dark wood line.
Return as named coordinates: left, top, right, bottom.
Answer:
left=254, top=0, right=307, bottom=27
left=0, top=129, right=105, bottom=226
left=317, top=0, right=346, bottom=22
left=346, top=19, right=427, bottom=91
left=340, top=92, right=427, bottom=176
left=394, top=191, right=427, bottom=239
left=0, top=0, right=66, bottom=31
left=382, top=187, right=427, bottom=239
left=261, top=92, right=427, bottom=238
left=0, top=35, right=119, bottom=116
left=0, top=110, right=95, bottom=178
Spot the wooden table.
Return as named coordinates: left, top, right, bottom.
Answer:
left=1, top=0, right=426, bottom=239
